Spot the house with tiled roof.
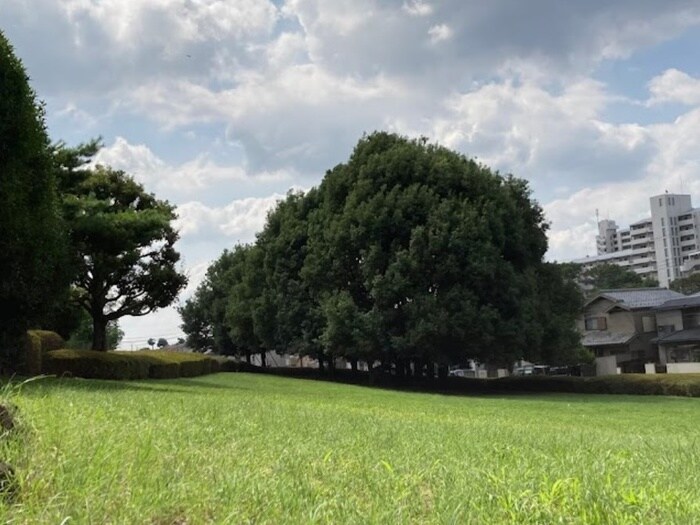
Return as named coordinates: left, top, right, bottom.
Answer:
left=654, top=294, right=700, bottom=373
left=578, top=288, right=684, bottom=373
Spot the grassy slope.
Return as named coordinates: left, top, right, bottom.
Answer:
left=2, top=373, right=699, bottom=524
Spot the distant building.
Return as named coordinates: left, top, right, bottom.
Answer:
left=572, top=193, right=700, bottom=287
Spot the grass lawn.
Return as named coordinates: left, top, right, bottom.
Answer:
left=1, top=373, right=699, bottom=524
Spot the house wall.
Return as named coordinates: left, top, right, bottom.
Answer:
left=607, top=311, right=636, bottom=333
left=656, top=310, right=683, bottom=331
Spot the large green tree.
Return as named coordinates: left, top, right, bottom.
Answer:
left=60, top=161, right=187, bottom=350
left=0, top=30, right=70, bottom=361
left=182, top=133, right=584, bottom=373
left=670, top=273, right=700, bottom=295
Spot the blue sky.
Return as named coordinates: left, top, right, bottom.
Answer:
left=3, top=0, right=700, bottom=347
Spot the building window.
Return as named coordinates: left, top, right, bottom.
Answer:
left=658, top=325, right=675, bottom=336
left=659, top=198, right=663, bottom=207
left=585, top=317, right=607, bottom=331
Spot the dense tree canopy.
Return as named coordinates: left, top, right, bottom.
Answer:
left=579, top=263, right=658, bottom=294
left=0, top=30, right=70, bottom=360
left=670, top=273, right=700, bottom=295
left=182, top=133, right=584, bottom=373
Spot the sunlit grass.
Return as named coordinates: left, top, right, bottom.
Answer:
left=1, top=373, right=699, bottom=523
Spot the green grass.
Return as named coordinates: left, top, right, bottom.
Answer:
left=1, top=374, right=699, bottom=524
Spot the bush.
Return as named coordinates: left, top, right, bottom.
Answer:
left=130, top=350, right=220, bottom=379
left=488, top=374, right=700, bottom=397
left=21, top=332, right=42, bottom=376
left=41, top=348, right=225, bottom=381
left=45, top=350, right=150, bottom=380
left=28, top=330, right=65, bottom=353
left=14, top=330, right=64, bottom=375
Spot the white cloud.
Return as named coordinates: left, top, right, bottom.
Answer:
left=174, top=194, right=287, bottom=242
left=428, top=23, right=452, bottom=44
left=545, top=105, right=700, bottom=262
left=425, top=78, right=653, bottom=195
left=647, top=68, right=700, bottom=106
left=95, top=137, right=292, bottom=195
left=403, top=1, right=433, bottom=17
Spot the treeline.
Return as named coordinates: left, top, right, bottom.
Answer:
left=181, top=133, right=586, bottom=375
left=0, top=30, right=185, bottom=366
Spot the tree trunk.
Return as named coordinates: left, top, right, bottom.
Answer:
left=317, top=352, right=325, bottom=372
left=350, top=358, right=357, bottom=372
left=260, top=350, right=267, bottom=368
left=245, top=351, right=251, bottom=364
left=92, top=315, right=108, bottom=351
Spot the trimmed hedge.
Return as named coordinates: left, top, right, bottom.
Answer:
left=21, top=332, right=42, bottom=376
left=44, top=349, right=221, bottom=380
left=45, top=350, right=150, bottom=380
left=490, top=374, right=700, bottom=397
left=17, top=330, right=65, bottom=375
left=28, top=330, right=65, bottom=352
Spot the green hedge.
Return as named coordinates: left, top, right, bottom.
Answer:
left=44, top=349, right=221, bottom=380
left=44, top=350, right=150, bottom=380
left=489, top=374, right=700, bottom=397
left=28, top=330, right=65, bottom=352
left=17, top=330, right=65, bottom=375
left=21, top=332, right=42, bottom=376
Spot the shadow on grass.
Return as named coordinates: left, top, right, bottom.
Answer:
left=4, top=369, right=699, bottom=402
left=239, top=367, right=700, bottom=400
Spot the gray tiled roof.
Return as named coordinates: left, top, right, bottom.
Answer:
left=657, top=295, right=700, bottom=311
left=582, top=331, right=636, bottom=347
left=592, top=288, right=684, bottom=310
left=657, top=328, right=700, bottom=345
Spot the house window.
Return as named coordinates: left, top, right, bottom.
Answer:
left=658, top=325, right=675, bottom=336
left=585, top=317, right=607, bottom=330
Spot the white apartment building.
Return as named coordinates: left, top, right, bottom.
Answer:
left=572, top=193, right=700, bottom=288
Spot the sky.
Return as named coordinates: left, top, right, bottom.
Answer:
left=3, top=0, right=700, bottom=348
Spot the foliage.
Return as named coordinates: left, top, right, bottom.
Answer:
left=57, top=156, right=187, bottom=350
left=44, top=349, right=151, bottom=380
left=20, top=333, right=42, bottom=376
left=0, top=30, right=70, bottom=363
left=1, top=374, right=699, bottom=523
left=183, top=133, right=584, bottom=371
left=27, top=330, right=65, bottom=353
left=43, top=349, right=219, bottom=380
left=581, top=263, right=658, bottom=293
left=65, top=311, right=123, bottom=351
left=156, top=338, right=168, bottom=348
left=670, top=273, right=700, bottom=295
